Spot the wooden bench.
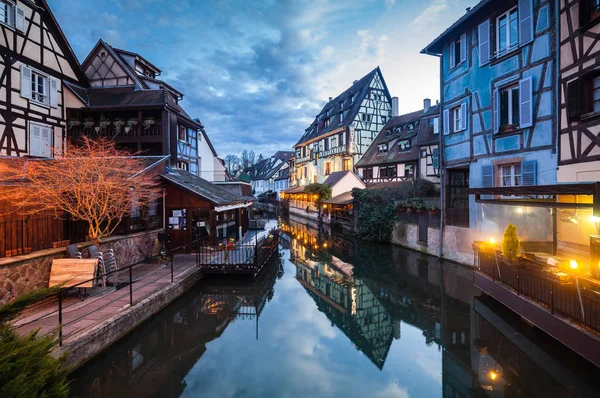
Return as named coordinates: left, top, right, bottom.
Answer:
left=49, top=258, right=99, bottom=289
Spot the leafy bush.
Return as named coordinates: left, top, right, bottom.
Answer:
left=352, top=188, right=398, bottom=241
left=502, top=223, right=520, bottom=259
left=0, top=287, right=70, bottom=397
left=304, top=183, right=332, bottom=202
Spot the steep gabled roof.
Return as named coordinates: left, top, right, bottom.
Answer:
left=415, top=104, right=441, bottom=146
left=295, top=67, right=388, bottom=148
left=356, top=110, right=424, bottom=168
left=82, top=39, right=148, bottom=89
left=246, top=152, right=294, bottom=181
left=113, top=47, right=163, bottom=75
left=38, top=0, right=89, bottom=85
left=161, top=168, right=245, bottom=205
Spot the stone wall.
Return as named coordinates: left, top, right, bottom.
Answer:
left=391, top=222, right=475, bottom=267
left=0, top=229, right=161, bottom=305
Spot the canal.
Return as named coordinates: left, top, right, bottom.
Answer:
left=68, top=217, right=600, bottom=397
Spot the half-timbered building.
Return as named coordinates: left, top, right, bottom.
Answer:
left=0, top=0, right=88, bottom=159
left=355, top=99, right=440, bottom=186
left=66, top=40, right=226, bottom=180
left=558, top=0, right=600, bottom=182
left=293, top=67, right=392, bottom=186
left=423, top=0, right=557, bottom=229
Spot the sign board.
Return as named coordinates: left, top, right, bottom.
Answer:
left=347, top=127, right=355, bottom=155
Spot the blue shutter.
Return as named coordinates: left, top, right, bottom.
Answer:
left=443, top=109, right=450, bottom=135
left=521, top=160, right=537, bottom=186
left=432, top=148, right=440, bottom=169
left=460, top=102, right=467, bottom=131
left=478, top=20, right=490, bottom=66
left=493, top=88, right=500, bottom=133
left=482, top=165, right=494, bottom=188
left=518, top=0, right=534, bottom=46
left=519, top=77, right=533, bottom=128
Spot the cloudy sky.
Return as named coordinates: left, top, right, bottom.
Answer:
left=48, top=0, right=474, bottom=157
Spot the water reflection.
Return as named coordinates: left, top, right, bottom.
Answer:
left=69, top=217, right=600, bottom=397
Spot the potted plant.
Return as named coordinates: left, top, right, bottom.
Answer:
left=396, top=200, right=408, bottom=213
left=501, top=223, right=520, bottom=263
left=430, top=206, right=439, bottom=215
left=113, top=118, right=125, bottom=132
left=143, top=117, right=155, bottom=130
left=83, top=117, right=95, bottom=129
left=67, top=118, right=81, bottom=129
left=99, top=117, right=111, bottom=130
left=127, top=118, right=139, bottom=128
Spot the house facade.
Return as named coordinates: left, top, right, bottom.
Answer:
left=66, top=40, right=225, bottom=181
left=0, top=0, right=88, bottom=159
left=293, top=67, right=392, bottom=186
left=245, top=151, right=293, bottom=197
left=355, top=99, right=440, bottom=185
left=557, top=0, right=600, bottom=183
left=423, top=0, right=557, bottom=229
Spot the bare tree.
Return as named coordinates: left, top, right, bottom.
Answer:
left=241, top=150, right=255, bottom=167
left=0, top=137, right=161, bottom=244
left=223, top=154, right=241, bottom=176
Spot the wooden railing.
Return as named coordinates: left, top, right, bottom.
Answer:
left=69, top=125, right=162, bottom=138
left=445, top=208, right=469, bottom=228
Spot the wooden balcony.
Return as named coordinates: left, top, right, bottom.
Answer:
left=69, top=124, right=163, bottom=140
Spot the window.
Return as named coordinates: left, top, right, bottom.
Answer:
left=178, top=126, right=186, bottom=141
left=324, top=137, right=330, bottom=151
left=362, top=113, right=372, bottom=122
left=176, top=161, right=189, bottom=171
left=29, top=122, right=52, bottom=158
left=404, top=164, right=414, bottom=178
left=496, top=7, right=519, bottom=56
left=499, top=84, right=519, bottom=128
left=452, top=38, right=461, bottom=67
left=343, top=159, right=351, bottom=171
left=338, top=132, right=345, bottom=146
left=501, top=163, right=522, bottom=186
left=449, top=34, right=466, bottom=68
left=378, top=143, right=388, bottom=154
left=31, top=71, right=48, bottom=105
left=325, top=162, right=332, bottom=175
left=398, top=140, right=410, bottom=151
left=331, top=135, right=338, bottom=148
left=382, top=116, right=387, bottom=124
left=324, top=118, right=330, bottom=128
left=452, top=106, right=461, bottom=132
left=380, top=166, right=397, bottom=178
left=0, top=1, right=9, bottom=25
left=363, top=167, right=373, bottom=180
left=148, top=199, right=159, bottom=217
left=433, top=117, right=440, bottom=134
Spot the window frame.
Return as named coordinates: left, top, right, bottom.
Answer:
left=29, top=121, right=53, bottom=158
left=452, top=37, right=461, bottom=68
left=377, top=143, right=388, bottom=154
left=0, top=0, right=13, bottom=29
left=178, top=126, right=186, bottom=142
left=343, top=159, right=352, bottom=171
left=452, top=106, right=461, bottom=133
left=500, top=163, right=522, bottom=187
left=325, top=162, right=332, bottom=175
left=30, top=70, right=49, bottom=107
left=495, top=6, right=519, bottom=58
left=499, top=83, right=520, bottom=130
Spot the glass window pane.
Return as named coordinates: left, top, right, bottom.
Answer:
left=499, top=16, right=507, bottom=50
left=500, top=90, right=509, bottom=126
left=514, top=164, right=521, bottom=175
left=512, top=88, right=520, bottom=125
left=509, top=12, right=519, bottom=46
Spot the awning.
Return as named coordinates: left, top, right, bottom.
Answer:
left=283, top=186, right=305, bottom=195
left=324, top=191, right=353, bottom=205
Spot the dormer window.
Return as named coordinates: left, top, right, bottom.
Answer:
left=324, top=118, right=330, bottom=128
left=399, top=140, right=411, bottom=151
left=378, top=144, right=388, bottom=154
left=385, top=129, right=392, bottom=136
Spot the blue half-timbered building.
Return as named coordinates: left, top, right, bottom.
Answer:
left=422, top=0, right=557, bottom=228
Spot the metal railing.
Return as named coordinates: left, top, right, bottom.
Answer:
left=445, top=208, right=469, bottom=228
left=477, top=251, right=600, bottom=335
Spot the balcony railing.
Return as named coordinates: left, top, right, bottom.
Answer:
left=362, top=177, right=412, bottom=183
left=476, top=250, right=600, bottom=335
left=69, top=124, right=162, bottom=138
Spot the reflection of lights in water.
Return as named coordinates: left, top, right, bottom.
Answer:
left=591, top=216, right=600, bottom=223
left=516, top=207, right=523, bottom=214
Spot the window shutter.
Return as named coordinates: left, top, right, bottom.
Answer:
left=519, top=77, right=533, bottom=128
left=518, top=0, right=534, bottom=46
left=432, top=148, right=440, bottom=169
left=16, top=7, right=25, bottom=32
left=460, top=33, right=467, bottom=63
left=493, top=87, right=500, bottom=133
left=449, top=41, right=456, bottom=69
left=521, top=160, right=537, bottom=185
left=482, top=165, right=494, bottom=188
left=567, top=80, right=580, bottom=121
left=433, top=117, right=439, bottom=134
left=20, top=65, right=32, bottom=99
left=460, top=102, right=467, bottom=131
left=49, top=78, right=58, bottom=108
left=443, top=109, right=450, bottom=135
left=29, top=124, right=42, bottom=157
left=41, top=127, right=52, bottom=158
left=478, top=20, right=490, bottom=66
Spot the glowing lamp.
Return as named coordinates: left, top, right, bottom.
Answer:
left=570, top=259, right=578, bottom=270
left=489, top=237, right=496, bottom=245
left=591, top=216, right=600, bottom=223
left=489, top=371, right=498, bottom=381
left=323, top=243, right=328, bottom=248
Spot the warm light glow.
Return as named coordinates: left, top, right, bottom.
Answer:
left=516, top=207, right=523, bottom=214
left=489, top=371, right=498, bottom=381
left=323, top=243, right=328, bottom=248
left=591, top=216, right=600, bottom=223
left=570, top=259, right=578, bottom=269
left=323, top=204, right=327, bottom=209
left=304, top=239, right=308, bottom=244
left=489, top=237, right=496, bottom=245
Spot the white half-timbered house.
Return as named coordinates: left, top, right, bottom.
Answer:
left=0, top=0, right=88, bottom=158
left=293, top=67, right=393, bottom=185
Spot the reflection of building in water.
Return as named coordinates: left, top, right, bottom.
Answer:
left=69, top=257, right=282, bottom=398
left=292, top=242, right=394, bottom=369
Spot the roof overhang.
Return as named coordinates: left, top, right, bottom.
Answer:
left=214, top=202, right=252, bottom=212
left=294, top=127, right=347, bottom=148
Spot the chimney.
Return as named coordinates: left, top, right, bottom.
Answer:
left=392, top=97, right=399, bottom=117
left=466, top=7, right=471, bottom=13
left=329, top=96, right=333, bottom=102
left=423, top=98, right=431, bottom=112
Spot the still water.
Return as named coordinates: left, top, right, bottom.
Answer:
left=69, top=218, right=600, bottom=397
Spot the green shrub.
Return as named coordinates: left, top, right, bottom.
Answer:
left=502, top=223, right=520, bottom=259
